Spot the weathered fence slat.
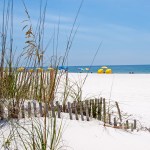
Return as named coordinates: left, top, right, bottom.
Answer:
left=115, top=101, right=122, bottom=123
left=91, top=99, right=94, bottom=118
left=133, top=119, right=136, bottom=129
left=89, top=100, right=92, bottom=117
left=14, top=103, right=19, bottom=119
left=95, top=99, right=98, bottom=119
left=131, top=123, right=134, bottom=131
left=126, top=120, right=129, bottom=129
left=33, top=102, right=37, bottom=117
left=103, top=98, right=106, bottom=124
left=114, top=117, right=117, bottom=127
left=80, top=101, right=84, bottom=121
left=85, top=100, right=90, bottom=121
left=56, top=101, right=61, bottom=118
left=74, top=101, right=79, bottom=120
left=62, top=104, right=66, bottom=112
left=28, top=102, right=31, bottom=118
left=71, top=103, right=74, bottom=114
left=21, top=103, right=25, bottom=118
left=98, top=98, right=102, bottom=120
left=39, top=102, right=43, bottom=117
left=68, top=102, right=72, bottom=120
left=109, top=114, right=111, bottom=125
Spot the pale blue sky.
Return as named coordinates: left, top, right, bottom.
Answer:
left=0, top=0, right=150, bottom=66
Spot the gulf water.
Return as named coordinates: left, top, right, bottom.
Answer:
left=66, top=65, right=150, bottom=74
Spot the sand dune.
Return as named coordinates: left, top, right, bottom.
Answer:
left=1, top=73, right=150, bottom=150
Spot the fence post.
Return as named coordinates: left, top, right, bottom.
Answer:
left=114, top=117, right=117, bottom=127
left=126, top=120, right=129, bottom=129
left=85, top=100, right=90, bottom=121
left=39, top=102, right=43, bottom=117
left=56, top=101, right=61, bottom=118
left=62, top=103, right=66, bottom=112
left=95, top=99, right=99, bottom=119
left=131, top=123, right=134, bottom=132
left=115, top=101, right=122, bottom=123
left=33, top=102, right=37, bottom=117
left=133, top=119, right=136, bottom=130
left=109, top=114, right=111, bottom=125
left=91, top=99, right=95, bottom=118
left=98, top=98, right=102, bottom=120
left=89, top=100, right=92, bottom=117
left=74, top=101, right=79, bottom=120
left=21, top=103, right=25, bottom=118
left=103, top=98, right=106, bottom=124
left=95, top=99, right=98, bottom=119
left=0, top=103, right=4, bottom=120
left=71, top=103, right=75, bottom=114
left=80, top=101, right=84, bottom=121
left=14, top=102, right=19, bottom=119
left=68, top=102, right=72, bottom=120
left=28, top=102, right=31, bottom=118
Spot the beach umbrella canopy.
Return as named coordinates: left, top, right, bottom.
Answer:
left=59, top=66, right=68, bottom=71
left=101, top=66, right=108, bottom=69
left=85, top=68, right=90, bottom=71
left=37, top=68, right=43, bottom=72
left=17, top=67, right=25, bottom=72
left=29, top=69, right=34, bottom=73
left=47, top=67, right=54, bottom=70
left=78, top=68, right=84, bottom=71
left=97, top=69, right=104, bottom=74
left=105, top=69, right=112, bottom=74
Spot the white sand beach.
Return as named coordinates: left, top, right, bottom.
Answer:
left=68, top=73, right=150, bottom=125
left=60, top=73, right=150, bottom=150
left=1, top=73, right=150, bottom=150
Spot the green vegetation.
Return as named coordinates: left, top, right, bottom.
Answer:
left=0, top=0, right=83, bottom=149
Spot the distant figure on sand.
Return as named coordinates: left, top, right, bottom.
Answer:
left=129, top=72, right=134, bottom=74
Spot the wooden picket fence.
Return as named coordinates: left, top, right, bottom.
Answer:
left=0, top=98, right=137, bottom=131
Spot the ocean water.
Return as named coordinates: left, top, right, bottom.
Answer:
left=66, top=65, right=150, bottom=74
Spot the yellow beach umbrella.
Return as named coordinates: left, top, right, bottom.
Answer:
left=17, top=67, right=25, bottom=72
left=105, top=69, right=112, bottom=74
left=37, top=68, right=43, bottom=72
left=101, top=66, right=108, bottom=69
left=47, top=67, right=54, bottom=71
left=97, top=69, right=104, bottom=74
left=29, top=69, right=34, bottom=73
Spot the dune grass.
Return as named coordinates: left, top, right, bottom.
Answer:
left=0, top=0, right=84, bottom=149
left=1, top=0, right=148, bottom=149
